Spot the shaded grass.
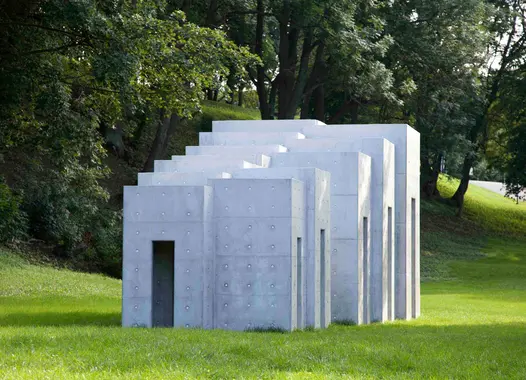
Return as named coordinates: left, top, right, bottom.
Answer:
left=420, top=176, right=526, bottom=281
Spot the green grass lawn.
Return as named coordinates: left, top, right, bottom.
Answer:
left=1, top=178, right=526, bottom=379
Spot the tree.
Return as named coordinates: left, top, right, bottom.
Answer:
left=451, top=0, right=526, bottom=213
left=0, top=0, right=255, bottom=253
left=366, top=0, right=492, bottom=198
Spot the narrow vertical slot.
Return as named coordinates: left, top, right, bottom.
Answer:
left=388, top=207, right=393, bottom=319
left=152, top=241, right=175, bottom=327
left=297, top=237, right=303, bottom=329
left=362, top=217, right=369, bottom=323
left=320, top=229, right=326, bottom=327
left=411, top=198, right=417, bottom=318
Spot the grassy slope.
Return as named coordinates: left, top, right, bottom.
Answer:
left=1, top=104, right=526, bottom=378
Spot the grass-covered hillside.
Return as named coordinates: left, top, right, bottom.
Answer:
left=1, top=175, right=526, bottom=378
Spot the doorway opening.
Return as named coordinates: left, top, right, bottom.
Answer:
left=152, top=241, right=174, bottom=327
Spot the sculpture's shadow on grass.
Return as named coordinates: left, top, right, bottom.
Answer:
left=0, top=312, right=121, bottom=327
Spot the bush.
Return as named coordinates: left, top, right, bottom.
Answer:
left=0, top=179, right=28, bottom=243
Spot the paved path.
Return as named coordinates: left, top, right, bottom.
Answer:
left=471, top=180, right=525, bottom=200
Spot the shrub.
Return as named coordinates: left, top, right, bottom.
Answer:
left=0, top=178, right=28, bottom=243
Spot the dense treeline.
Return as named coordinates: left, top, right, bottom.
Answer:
left=0, top=0, right=524, bottom=274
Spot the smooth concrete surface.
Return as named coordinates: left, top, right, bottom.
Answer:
left=199, top=132, right=306, bottom=146
left=213, top=119, right=325, bottom=132
left=269, top=151, right=371, bottom=324
left=138, top=171, right=232, bottom=186
left=186, top=144, right=288, bottom=156
left=231, top=167, right=331, bottom=328
left=279, top=138, right=395, bottom=322
left=210, top=178, right=307, bottom=331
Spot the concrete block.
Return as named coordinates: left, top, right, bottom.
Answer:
left=186, top=144, right=288, bottom=155
left=122, top=119, right=420, bottom=330
left=212, top=119, right=325, bottom=132
left=209, top=178, right=306, bottom=331
left=199, top=132, right=306, bottom=146
left=154, top=156, right=266, bottom=172
left=172, top=153, right=271, bottom=167
left=267, top=151, right=372, bottom=324
left=138, top=171, right=232, bottom=186
left=230, top=168, right=331, bottom=328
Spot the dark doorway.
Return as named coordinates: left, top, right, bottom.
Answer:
left=320, top=229, right=326, bottom=327
left=152, top=241, right=175, bottom=327
left=362, top=217, right=369, bottom=323
left=297, top=237, right=303, bottom=329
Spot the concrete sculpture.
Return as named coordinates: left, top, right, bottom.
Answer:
left=122, top=120, right=420, bottom=330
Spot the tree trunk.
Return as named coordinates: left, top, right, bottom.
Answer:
left=205, top=0, right=219, bottom=27
left=421, top=154, right=442, bottom=198
left=254, top=0, right=271, bottom=119
left=313, top=84, right=325, bottom=121
left=283, top=29, right=313, bottom=119
left=300, top=91, right=311, bottom=119
left=452, top=155, right=474, bottom=216
left=451, top=17, right=517, bottom=211
left=142, top=111, right=180, bottom=172
left=327, top=100, right=353, bottom=124
left=276, top=1, right=297, bottom=119
left=349, top=100, right=359, bottom=124
left=238, top=85, right=244, bottom=107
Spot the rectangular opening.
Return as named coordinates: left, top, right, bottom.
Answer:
left=297, top=237, right=303, bottom=328
left=411, top=198, right=417, bottom=318
left=362, top=217, right=369, bottom=323
left=320, top=229, right=326, bottom=327
left=152, top=241, right=175, bottom=327
left=387, top=207, right=393, bottom=319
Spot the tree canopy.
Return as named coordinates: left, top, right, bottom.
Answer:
left=0, top=0, right=525, bottom=272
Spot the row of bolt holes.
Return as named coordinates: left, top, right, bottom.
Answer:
left=136, top=186, right=276, bottom=197
left=134, top=224, right=280, bottom=236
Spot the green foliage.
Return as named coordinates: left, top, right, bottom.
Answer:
left=20, top=165, right=109, bottom=251
left=0, top=180, right=27, bottom=243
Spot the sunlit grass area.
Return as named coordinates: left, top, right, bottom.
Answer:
left=438, top=175, right=526, bottom=236
left=1, top=179, right=525, bottom=378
